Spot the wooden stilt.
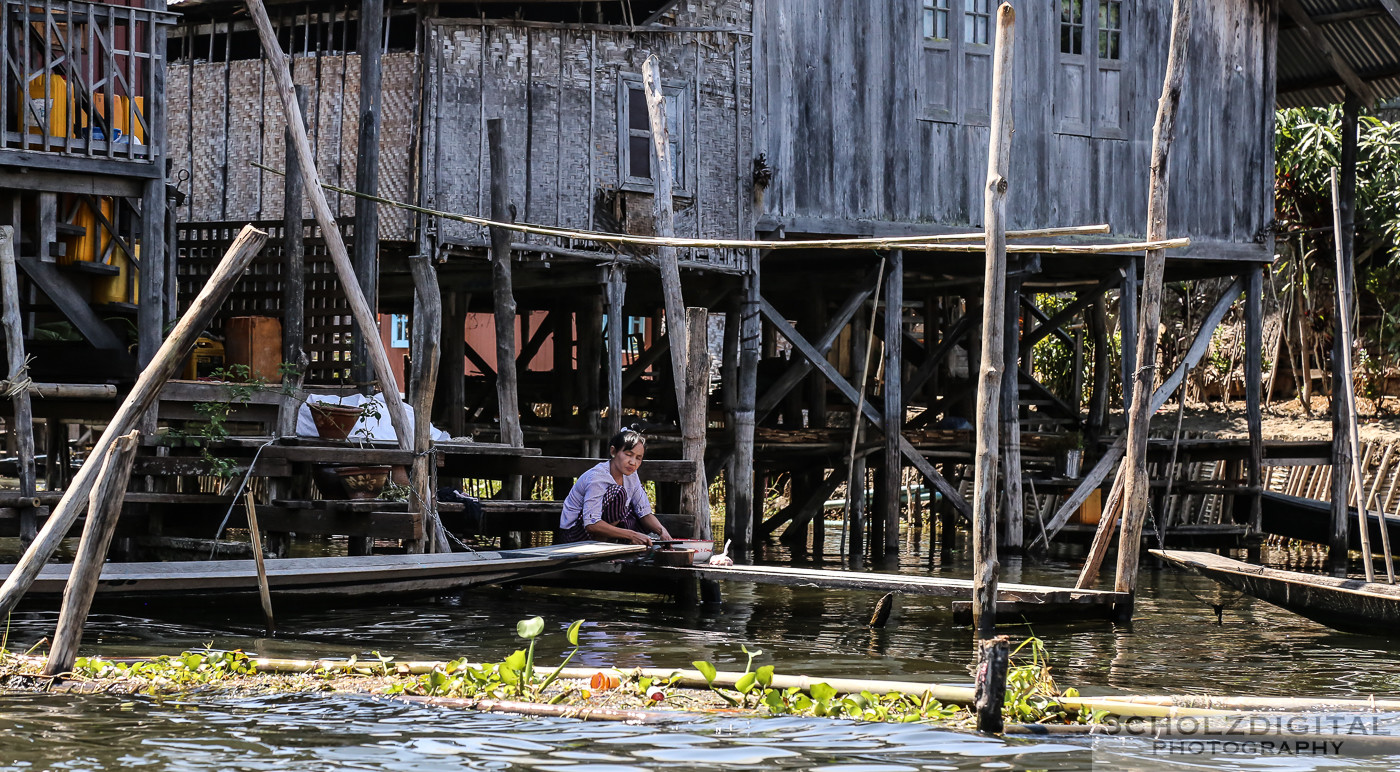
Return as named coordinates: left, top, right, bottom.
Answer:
left=881, top=251, right=905, bottom=557
left=681, top=307, right=712, bottom=538
left=350, top=0, right=384, bottom=394
left=642, top=55, right=689, bottom=415
left=409, top=254, right=449, bottom=553
left=440, top=291, right=468, bottom=438
left=1245, top=265, right=1264, bottom=533
left=0, top=226, right=268, bottom=619
left=1086, top=296, right=1109, bottom=449
left=277, top=85, right=309, bottom=438
left=605, top=265, right=626, bottom=438
left=1000, top=259, right=1024, bottom=551
left=974, top=634, right=1010, bottom=734
left=0, top=227, right=36, bottom=547
left=487, top=119, right=523, bottom=450
left=1119, top=258, right=1139, bottom=413
left=1114, top=0, right=1192, bottom=619
left=972, top=3, right=1015, bottom=641
left=43, top=430, right=141, bottom=675
left=728, top=262, right=760, bottom=561
left=1330, top=96, right=1361, bottom=576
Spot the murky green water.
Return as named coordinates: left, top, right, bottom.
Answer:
left=4, top=535, right=1400, bottom=770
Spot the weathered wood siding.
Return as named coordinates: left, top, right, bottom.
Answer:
left=753, top=0, right=1275, bottom=254
left=166, top=51, right=419, bottom=241
left=423, top=1, right=753, bottom=266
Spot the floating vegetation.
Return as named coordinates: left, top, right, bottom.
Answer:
left=1, top=621, right=1104, bottom=729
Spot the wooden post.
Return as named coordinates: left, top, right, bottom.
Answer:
left=681, top=306, right=712, bottom=538
left=605, top=265, right=626, bottom=438
left=243, top=490, right=275, bottom=635
left=728, top=261, right=760, bottom=561
left=351, top=0, right=384, bottom=394
left=410, top=254, right=450, bottom=553
left=1331, top=166, right=1387, bottom=582
left=1330, top=95, right=1361, bottom=576
left=439, top=291, right=468, bottom=438
left=974, top=634, right=1010, bottom=734
left=0, top=226, right=268, bottom=619
left=138, top=4, right=167, bottom=365
left=0, top=227, right=36, bottom=545
left=1115, top=0, right=1191, bottom=617
left=1000, top=260, right=1024, bottom=551
left=277, top=85, right=310, bottom=438
left=642, top=55, right=689, bottom=416
left=972, top=3, right=1015, bottom=641
left=43, top=430, right=141, bottom=675
left=1086, top=296, right=1109, bottom=449
left=579, top=297, right=603, bottom=458
left=1119, top=257, right=1139, bottom=412
left=487, top=119, right=524, bottom=451
left=1245, top=264, right=1264, bottom=534
left=244, top=0, right=412, bottom=448
left=880, top=251, right=904, bottom=557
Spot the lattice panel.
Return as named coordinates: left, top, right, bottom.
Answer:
left=176, top=219, right=357, bottom=385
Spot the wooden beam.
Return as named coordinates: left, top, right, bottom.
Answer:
left=758, top=298, right=971, bottom=519
left=1279, top=0, right=1378, bottom=106
left=0, top=227, right=268, bottom=618
left=1116, top=0, right=1192, bottom=616
left=278, top=85, right=310, bottom=438
left=1245, top=265, right=1264, bottom=534
left=769, top=466, right=848, bottom=540
left=16, top=258, right=125, bottom=351
left=1018, top=278, right=1114, bottom=355
left=1000, top=263, right=1024, bottom=551
left=604, top=267, right=625, bottom=437
left=881, top=252, right=904, bottom=556
left=1331, top=97, right=1362, bottom=575
left=516, top=309, right=556, bottom=370
left=1018, top=296, right=1076, bottom=351
left=680, top=307, right=711, bottom=536
left=905, top=314, right=973, bottom=401
left=728, top=263, right=760, bottom=561
left=972, top=2, right=1015, bottom=640
left=0, top=228, right=36, bottom=547
left=409, top=254, right=449, bottom=553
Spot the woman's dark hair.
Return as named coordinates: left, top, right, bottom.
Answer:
left=608, top=426, right=647, bottom=453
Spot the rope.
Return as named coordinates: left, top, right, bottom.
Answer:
left=250, top=162, right=1192, bottom=255
left=0, top=354, right=35, bottom=397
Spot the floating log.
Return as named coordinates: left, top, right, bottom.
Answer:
left=0, top=226, right=269, bottom=619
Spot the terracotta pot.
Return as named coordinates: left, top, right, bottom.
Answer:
left=335, top=465, right=391, bottom=500
left=310, top=402, right=361, bottom=440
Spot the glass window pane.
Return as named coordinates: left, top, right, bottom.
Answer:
left=628, top=88, right=649, bottom=131
left=628, top=135, right=651, bottom=179
left=924, top=8, right=934, bottom=38
left=936, top=11, right=947, bottom=39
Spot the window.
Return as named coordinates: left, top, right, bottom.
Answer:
left=964, top=0, right=991, bottom=45
left=1054, top=0, right=1128, bottom=138
left=389, top=314, right=410, bottom=349
left=618, top=74, right=689, bottom=195
left=1098, top=0, right=1122, bottom=60
left=1060, top=0, right=1085, bottom=55
left=923, top=0, right=950, bottom=41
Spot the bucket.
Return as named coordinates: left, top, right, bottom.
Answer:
left=225, top=316, right=283, bottom=381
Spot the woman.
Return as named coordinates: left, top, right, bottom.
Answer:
left=559, top=428, right=673, bottom=546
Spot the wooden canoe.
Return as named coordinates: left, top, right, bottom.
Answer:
left=1, top=542, right=644, bottom=606
left=1152, top=549, right=1400, bottom=635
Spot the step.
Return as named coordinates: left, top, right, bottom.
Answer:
left=59, top=260, right=121, bottom=277
left=54, top=222, right=86, bottom=237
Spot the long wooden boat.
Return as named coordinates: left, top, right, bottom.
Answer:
left=1, top=542, right=643, bottom=606
left=1152, top=549, right=1400, bottom=635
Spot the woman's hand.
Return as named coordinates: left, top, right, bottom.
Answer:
left=623, top=530, right=654, bottom=547
left=656, top=526, right=673, bottom=542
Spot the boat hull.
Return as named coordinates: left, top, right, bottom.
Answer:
left=1152, top=549, right=1400, bottom=635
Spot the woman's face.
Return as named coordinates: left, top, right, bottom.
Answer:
left=609, top=442, right=645, bottom=476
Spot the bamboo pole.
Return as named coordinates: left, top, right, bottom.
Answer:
left=243, top=491, right=275, bottom=635
left=0, top=226, right=269, bottom=619
left=42, top=431, right=141, bottom=675
left=1114, top=0, right=1191, bottom=618
left=680, top=307, right=711, bottom=537
left=971, top=2, right=1015, bottom=641
left=243, top=0, right=412, bottom=449
left=486, top=119, right=523, bottom=451
left=0, top=226, right=36, bottom=546
left=1331, top=167, right=1388, bottom=582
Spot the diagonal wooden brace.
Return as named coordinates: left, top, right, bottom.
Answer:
left=760, top=297, right=972, bottom=520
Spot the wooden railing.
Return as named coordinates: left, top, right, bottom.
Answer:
left=1, top=0, right=175, bottom=163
